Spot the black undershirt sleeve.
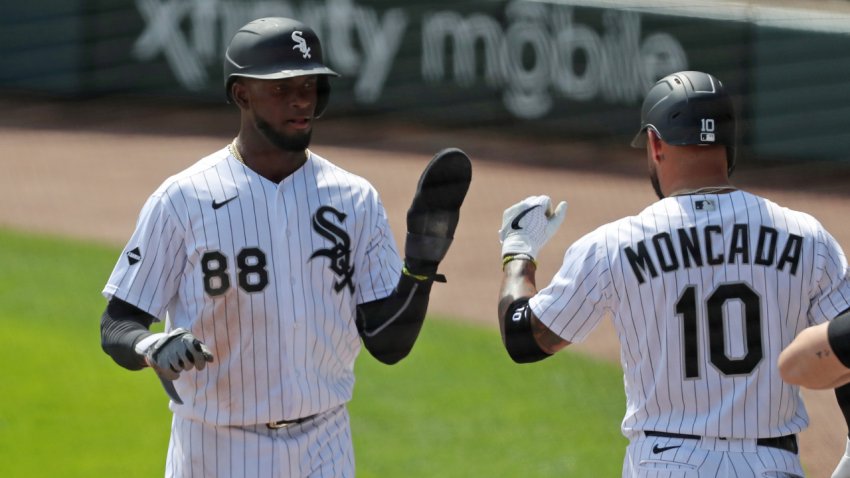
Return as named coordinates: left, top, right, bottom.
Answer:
left=829, top=310, right=850, bottom=369
left=355, top=262, right=436, bottom=365
left=830, top=308, right=850, bottom=438
left=100, top=298, right=156, bottom=370
left=835, top=384, right=850, bottom=439
left=502, top=298, right=551, bottom=364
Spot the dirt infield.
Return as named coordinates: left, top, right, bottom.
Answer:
left=2, top=96, right=849, bottom=476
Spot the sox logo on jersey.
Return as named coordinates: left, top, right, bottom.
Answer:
left=310, top=205, right=355, bottom=294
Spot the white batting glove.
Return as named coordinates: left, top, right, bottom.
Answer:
left=833, top=438, right=850, bottom=478
left=140, top=328, right=214, bottom=381
left=499, top=195, right=568, bottom=260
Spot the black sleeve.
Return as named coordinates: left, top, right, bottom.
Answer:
left=828, top=309, right=850, bottom=369
left=836, top=384, right=850, bottom=439
left=501, top=298, right=552, bottom=364
left=831, top=308, right=850, bottom=438
left=100, top=298, right=156, bottom=370
left=355, top=260, right=437, bottom=365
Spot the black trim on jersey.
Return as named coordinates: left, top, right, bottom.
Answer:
left=828, top=310, right=850, bottom=369
left=355, top=260, right=437, bottom=365
left=502, top=298, right=551, bottom=363
left=100, top=298, right=155, bottom=370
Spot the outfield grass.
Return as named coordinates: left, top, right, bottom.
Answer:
left=0, top=228, right=626, bottom=477
left=351, top=321, right=628, bottom=477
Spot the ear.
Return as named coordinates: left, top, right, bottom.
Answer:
left=646, top=129, right=665, bottom=164
left=231, top=79, right=249, bottom=109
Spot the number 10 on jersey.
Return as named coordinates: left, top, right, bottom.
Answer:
left=675, top=283, right=763, bottom=379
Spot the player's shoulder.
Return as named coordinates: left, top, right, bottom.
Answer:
left=308, top=149, right=380, bottom=194
left=579, top=200, right=677, bottom=248
left=738, top=190, right=825, bottom=230
left=150, top=147, right=230, bottom=197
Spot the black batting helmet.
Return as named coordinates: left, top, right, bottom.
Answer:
left=223, top=17, right=339, bottom=117
left=631, top=70, right=737, bottom=175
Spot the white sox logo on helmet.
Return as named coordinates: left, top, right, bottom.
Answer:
left=291, top=31, right=311, bottom=59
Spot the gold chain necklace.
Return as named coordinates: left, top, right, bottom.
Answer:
left=228, top=141, right=311, bottom=171
left=228, top=140, right=245, bottom=164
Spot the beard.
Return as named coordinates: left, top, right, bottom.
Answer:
left=649, top=163, right=664, bottom=199
left=255, top=115, right=312, bottom=152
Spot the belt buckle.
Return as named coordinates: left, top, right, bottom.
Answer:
left=266, top=413, right=318, bottom=430
left=267, top=419, right=296, bottom=429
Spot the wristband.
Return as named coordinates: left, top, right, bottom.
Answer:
left=502, top=253, right=537, bottom=270
left=402, top=265, right=447, bottom=283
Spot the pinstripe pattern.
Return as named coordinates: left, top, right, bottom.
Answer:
left=165, top=405, right=354, bottom=478
left=103, top=146, right=401, bottom=475
left=530, top=190, right=850, bottom=472
left=622, top=433, right=804, bottom=477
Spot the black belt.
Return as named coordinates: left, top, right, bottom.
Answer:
left=644, top=430, right=798, bottom=454
left=266, top=414, right=318, bottom=429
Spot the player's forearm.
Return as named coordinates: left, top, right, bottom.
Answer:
left=778, top=319, right=850, bottom=389
left=498, top=258, right=539, bottom=339
left=356, top=266, right=435, bottom=365
left=357, top=149, right=470, bottom=364
left=499, top=259, right=570, bottom=358
left=100, top=299, right=155, bottom=371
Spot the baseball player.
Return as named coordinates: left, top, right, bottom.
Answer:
left=99, top=17, right=471, bottom=478
left=497, top=70, right=850, bottom=476
left=779, top=310, right=850, bottom=478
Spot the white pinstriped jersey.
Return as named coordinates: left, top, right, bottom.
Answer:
left=103, top=147, right=401, bottom=426
left=530, top=190, right=850, bottom=440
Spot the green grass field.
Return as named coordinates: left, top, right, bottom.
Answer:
left=0, top=228, right=626, bottom=477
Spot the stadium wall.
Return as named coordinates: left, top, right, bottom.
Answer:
left=1, top=0, right=848, bottom=163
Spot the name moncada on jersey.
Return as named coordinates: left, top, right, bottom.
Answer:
left=625, top=221, right=803, bottom=284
